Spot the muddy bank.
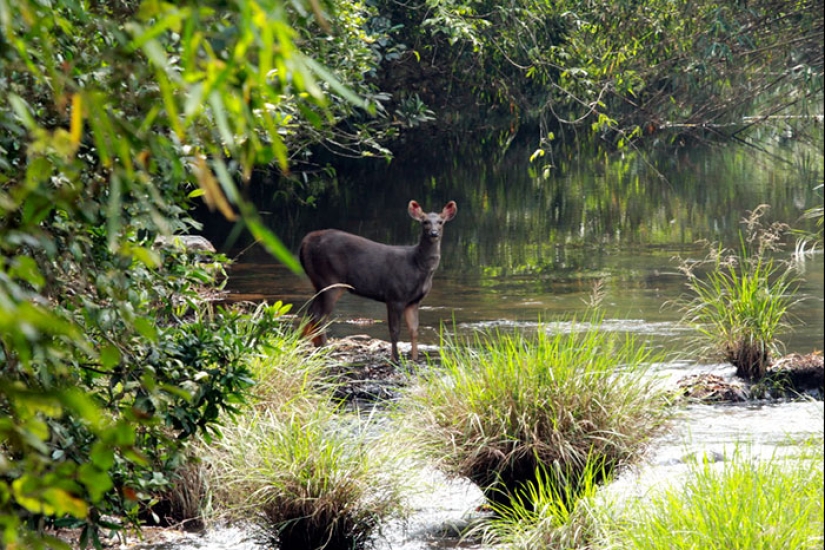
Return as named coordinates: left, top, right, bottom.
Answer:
left=677, top=351, right=824, bottom=402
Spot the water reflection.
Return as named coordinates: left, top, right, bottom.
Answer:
left=212, top=136, right=823, bottom=262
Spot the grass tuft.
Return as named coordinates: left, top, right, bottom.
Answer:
left=197, top=322, right=411, bottom=550
left=674, top=205, right=803, bottom=380
left=400, top=312, right=672, bottom=509
left=208, top=405, right=407, bottom=550
left=593, top=441, right=825, bottom=550
left=472, top=455, right=606, bottom=548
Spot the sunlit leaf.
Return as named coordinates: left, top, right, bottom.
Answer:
left=12, top=478, right=88, bottom=518
left=10, top=255, right=45, bottom=288
left=99, top=344, right=121, bottom=369
left=134, top=317, right=158, bottom=340
left=24, top=156, right=52, bottom=190
left=60, top=390, right=103, bottom=428
left=212, top=156, right=242, bottom=205
left=8, top=93, right=36, bottom=128
left=128, top=244, right=162, bottom=268
left=78, top=463, right=114, bottom=501
left=184, top=81, right=206, bottom=119
left=208, top=92, right=235, bottom=149
left=194, top=156, right=237, bottom=221
left=106, top=173, right=122, bottom=253
left=240, top=202, right=302, bottom=273
left=70, top=93, right=83, bottom=145
left=303, top=55, right=365, bottom=108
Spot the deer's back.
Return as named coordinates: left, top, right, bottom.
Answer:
left=299, top=229, right=426, bottom=302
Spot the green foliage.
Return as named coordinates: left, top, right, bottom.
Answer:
left=400, top=313, right=672, bottom=507
left=675, top=205, right=803, bottom=380
left=373, top=0, right=822, bottom=149
left=592, top=443, right=825, bottom=550
left=1, top=0, right=365, bottom=545
left=2, top=295, right=292, bottom=546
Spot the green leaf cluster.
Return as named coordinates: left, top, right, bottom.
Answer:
left=0, top=0, right=354, bottom=546
left=372, top=0, right=822, bottom=149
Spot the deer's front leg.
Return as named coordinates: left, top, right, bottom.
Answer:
left=386, top=302, right=404, bottom=361
left=404, top=303, right=420, bottom=361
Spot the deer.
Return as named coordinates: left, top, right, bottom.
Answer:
left=299, top=200, right=458, bottom=361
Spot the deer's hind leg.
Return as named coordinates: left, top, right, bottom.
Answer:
left=305, top=286, right=345, bottom=347
left=387, top=301, right=406, bottom=361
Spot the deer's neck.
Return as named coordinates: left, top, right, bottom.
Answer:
left=414, top=239, right=441, bottom=272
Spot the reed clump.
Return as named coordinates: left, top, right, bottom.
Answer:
left=207, top=405, right=407, bottom=550
left=675, top=205, right=803, bottom=381
left=400, top=314, right=672, bottom=509
left=471, top=456, right=605, bottom=549
left=198, top=327, right=409, bottom=550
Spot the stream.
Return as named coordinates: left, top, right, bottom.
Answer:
left=142, top=136, right=824, bottom=549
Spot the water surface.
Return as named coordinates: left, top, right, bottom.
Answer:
left=212, top=137, right=823, bottom=356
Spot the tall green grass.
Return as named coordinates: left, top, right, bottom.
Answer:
left=592, top=441, right=825, bottom=550
left=472, top=456, right=606, bottom=549
left=195, top=325, right=411, bottom=550
left=243, top=321, right=333, bottom=412
left=206, top=405, right=409, bottom=550
left=400, top=314, right=673, bottom=508
left=675, top=205, right=802, bottom=380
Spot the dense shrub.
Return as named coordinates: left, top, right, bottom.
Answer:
left=1, top=0, right=369, bottom=545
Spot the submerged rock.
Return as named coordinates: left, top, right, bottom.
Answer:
left=324, top=335, right=412, bottom=403
left=677, top=373, right=750, bottom=402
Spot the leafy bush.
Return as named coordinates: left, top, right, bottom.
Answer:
left=1, top=0, right=375, bottom=546
left=2, top=296, right=293, bottom=546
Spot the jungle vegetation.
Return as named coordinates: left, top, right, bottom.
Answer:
left=0, top=0, right=822, bottom=547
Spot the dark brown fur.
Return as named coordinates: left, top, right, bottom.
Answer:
left=299, top=200, right=457, bottom=360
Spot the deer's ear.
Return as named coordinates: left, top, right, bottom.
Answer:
left=442, top=201, right=457, bottom=221
left=408, top=200, right=424, bottom=220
